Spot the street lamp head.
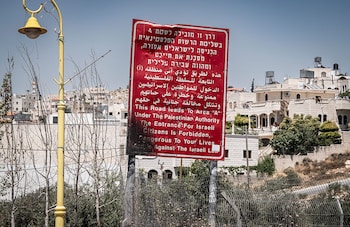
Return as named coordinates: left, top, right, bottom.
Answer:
left=18, top=15, right=47, bottom=39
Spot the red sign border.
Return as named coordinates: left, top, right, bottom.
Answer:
left=128, top=19, right=229, bottom=160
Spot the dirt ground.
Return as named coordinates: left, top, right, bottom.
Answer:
left=294, top=152, right=350, bottom=185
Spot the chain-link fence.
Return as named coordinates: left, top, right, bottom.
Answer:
left=127, top=176, right=350, bottom=227
left=217, top=190, right=349, bottom=227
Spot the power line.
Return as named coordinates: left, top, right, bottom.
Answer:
left=66, top=49, right=112, bottom=84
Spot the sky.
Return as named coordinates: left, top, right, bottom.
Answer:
left=1, top=0, right=350, bottom=95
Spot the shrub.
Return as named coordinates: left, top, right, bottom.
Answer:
left=319, top=121, right=342, bottom=145
left=256, top=156, right=275, bottom=176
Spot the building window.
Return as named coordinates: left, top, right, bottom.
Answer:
left=228, top=102, right=233, bottom=110
left=265, top=94, right=268, bottom=101
left=53, top=116, right=58, bottom=124
left=344, top=115, right=348, bottom=125
left=225, top=149, right=229, bottom=158
left=250, top=115, right=257, bottom=128
left=148, top=170, right=158, bottom=180
left=316, top=96, right=321, bottom=103
left=243, top=150, right=252, bottom=159
left=261, top=138, right=270, bottom=147
left=338, top=115, right=343, bottom=125
left=163, top=170, right=173, bottom=180
left=296, top=94, right=301, bottom=100
left=262, top=117, right=267, bottom=127
left=343, top=85, right=347, bottom=93
left=318, top=114, right=327, bottom=122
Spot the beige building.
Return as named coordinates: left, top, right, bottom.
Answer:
left=226, top=57, right=350, bottom=142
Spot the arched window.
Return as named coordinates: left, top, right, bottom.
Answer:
left=261, top=138, right=270, bottom=147
left=260, top=114, right=268, bottom=128
left=148, top=170, right=158, bottom=180
left=344, top=115, right=348, bottom=125
left=250, top=115, right=257, bottom=128
left=338, top=115, right=343, bottom=125
left=163, top=170, right=173, bottom=180
left=323, top=115, right=327, bottom=122
left=296, top=94, right=301, bottom=100
left=343, top=85, right=348, bottom=93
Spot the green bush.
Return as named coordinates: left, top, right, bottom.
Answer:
left=319, top=120, right=339, bottom=132
left=319, top=121, right=342, bottom=145
left=256, top=156, right=275, bottom=176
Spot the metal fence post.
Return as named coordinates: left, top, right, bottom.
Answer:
left=335, top=197, right=344, bottom=227
left=208, top=160, right=218, bottom=226
left=122, top=154, right=135, bottom=227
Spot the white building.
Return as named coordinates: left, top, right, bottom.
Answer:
left=134, top=134, right=259, bottom=180
left=0, top=111, right=258, bottom=199
left=0, top=115, right=128, bottom=200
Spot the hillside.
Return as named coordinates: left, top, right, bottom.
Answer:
left=294, top=152, right=350, bottom=185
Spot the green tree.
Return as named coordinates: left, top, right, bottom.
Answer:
left=189, top=160, right=211, bottom=200
left=234, top=114, right=249, bottom=134
left=319, top=120, right=342, bottom=145
left=338, top=90, right=350, bottom=99
left=270, top=115, right=320, bottom=155
left=250, top=78, right=255, bottom=92
left=225, top=121, right=232, bottom=134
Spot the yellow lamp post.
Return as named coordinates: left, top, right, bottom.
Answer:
left=19, top=0, right=66, bottom=226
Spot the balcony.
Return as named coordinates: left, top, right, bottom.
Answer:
left=335, top=98, right=350, bottom=110
left=251, top=101, right=282, bottom=112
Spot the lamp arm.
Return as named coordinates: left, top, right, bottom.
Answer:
left=51, top=0, right=63, bottom=36
left=22, top=0, right=44, bottom=14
